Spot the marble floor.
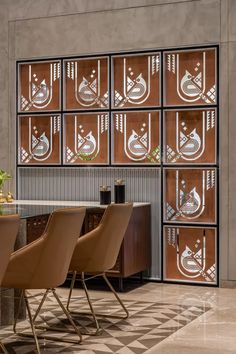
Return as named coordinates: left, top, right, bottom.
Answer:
left=113, top=282, right=236, bottom=354
left=1, top=281, right=236, bottom=353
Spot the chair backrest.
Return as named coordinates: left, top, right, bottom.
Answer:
left=30, top=207, right=86, bottom=288
left=0, top=215, right=20, bottom=284
left=71, top=203, right=133, bottom=273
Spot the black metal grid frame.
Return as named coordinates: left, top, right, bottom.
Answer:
left=62, top=111, right=110, bottom=166
left=16, top=44, right=219, bottom=287
left=62, top=55, right=110, bottom=112
left=162, top=225, right=218, bottom=285
left=110, top=109, right=161, bottom=166
left=162, top=167, right=218, bottom=226
left=17, top=113, right=62, bottom=165
left=162, top=107, right=218, bottom=166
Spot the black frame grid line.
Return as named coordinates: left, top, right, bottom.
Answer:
left=15, top=60, right=19, bottom=198
left=160, top=50, right=164, bottom=282
left=60, top=59, right=64, bottom=167
left=16, top=45, right=219, bottom=169
left=16, top=44, right=219, bottom=287
left=161, top=45, right=219, bottom=287
left=109, top=56, right=112, bottom=166
left=216, top=45, right=220, bottom=287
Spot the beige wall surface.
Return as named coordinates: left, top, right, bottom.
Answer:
left=0, top=0, right=235, bottom=284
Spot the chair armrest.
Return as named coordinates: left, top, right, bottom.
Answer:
left=1, top=235, right=45, bottom=288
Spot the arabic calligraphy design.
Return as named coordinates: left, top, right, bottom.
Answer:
left=165, top=169, right=216, bottom=223
left=65, top=58, right=109, bottom=109
left=165, top=49, right=216, bottom=105
left=165, top=227, right=216, bottom=283
left=113, top=111, right=160, bottom=164
left=20, top=115, right=61, bottom=164
left=165, top=109, right=216, bottom=164
left=20, top=62, right=61, bottom=111
left=113, top=54, right=160, bottom=108
left=176, top=170, right=205, bottom=219
left=64, top=113, right=109, bottom=164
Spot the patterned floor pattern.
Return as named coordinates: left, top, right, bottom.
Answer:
left=1, top=293, right=209, bottom=353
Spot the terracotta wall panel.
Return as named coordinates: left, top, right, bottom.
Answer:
left=19, top=115, right=61, bottom=164
left=64, top=57, right=109, bottom=110
left=112, top=53, right=160, bottom=108
left=164, top=226, right=217, bottom=284
left=63, top=113, right=109, bottom=165
left=112, top=110, right=160, bottom=165
left=164, top=49, right=217, bottom=106
left=164, top=168, right=217, bottom=224
left=163, top=108, right=217, bottom=164
left=19, top=61, right=61, bottom=112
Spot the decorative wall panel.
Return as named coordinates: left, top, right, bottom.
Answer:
left=63, top=113, right=109, bottom=165
left=164, top=226, right=217, bottom=284
left=64, top=57, right=109, bottom=110
left=164, top=168, right=217, bottom=224
left=16, top=46, right=219, bottom=284
left=112, top=53, right=161, bottom=108
left=164, top=48, right=217, bottom=106
left=18, top=115, right=61, bottom=164
left=163, top=108, right=217, bottom=164
left=18, top=61, right=61, bottom=112
left=112, top=110, right=160, bottom=165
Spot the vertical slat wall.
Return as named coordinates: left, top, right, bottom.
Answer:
left=18, top=167, right=161, bottom=279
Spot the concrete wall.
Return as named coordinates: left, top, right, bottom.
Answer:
left=0, top=0, right=235, bottom=284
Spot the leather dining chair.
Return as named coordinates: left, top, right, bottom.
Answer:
left=0, top=214, right=20, bottom=354
left=66, top=203, right=133, bottom=335
left=1, top=207, right=86, bottom=354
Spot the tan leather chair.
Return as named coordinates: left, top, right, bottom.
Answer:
left=66, top=203, right=133, bottom=335
left=2, top=207, right=86, bottom=354
left=0, top=214, right=20, bottom=354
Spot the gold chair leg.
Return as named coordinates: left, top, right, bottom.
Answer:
left=24, top=291, right=41, bottom=354
left=34, top=289, right=82, bottom=343
left=80, top=273, right=102, bottom=335
left=15, top=289, right=82, bottom=345
left=33, top=289, right=49, bottom=322
left=66, top=273, right=129, bottom=334
left=13, top=289, right=24, bottom=334
left=0, top=341, right=8, bottom=354
left=67, top=272, right=103, bottom=335
left=66, top=270, right=77, bottom=311
left=14, top=290, right=43, bottom=352
left=102, top=273, right=129, bottom=319
left=51, top=289, right=82, bottom=343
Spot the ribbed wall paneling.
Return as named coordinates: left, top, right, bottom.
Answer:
left=18, top=167, right=161, bottom=279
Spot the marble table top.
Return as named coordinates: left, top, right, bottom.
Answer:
left=0, top=200, right=150, bottom=218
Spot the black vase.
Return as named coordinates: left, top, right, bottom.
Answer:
left=115, top=184, right=125, bottom=204
left=100, top=190, right=111, bottom=205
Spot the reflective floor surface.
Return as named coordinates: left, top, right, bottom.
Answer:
left=0, top=282, right=236, bottom=353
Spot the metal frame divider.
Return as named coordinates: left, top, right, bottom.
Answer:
left=16, top=44, right=219, bottom=286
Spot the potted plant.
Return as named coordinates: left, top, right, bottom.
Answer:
left=0, top=169, right=11, bottom=203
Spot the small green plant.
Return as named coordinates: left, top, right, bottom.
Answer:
left=146, top=146, right=160, bottom=163
left=0, top=169, right=11, bottom=190
left=77, top=152, right=98, bottom=161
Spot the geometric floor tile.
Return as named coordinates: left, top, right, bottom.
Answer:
left=0, top=294, right=210, bottom=353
